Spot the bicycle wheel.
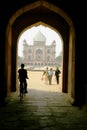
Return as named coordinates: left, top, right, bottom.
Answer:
left=20, top=84, right=24, bottom=101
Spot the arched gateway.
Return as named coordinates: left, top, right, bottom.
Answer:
left=5, top=1, right=75, bottom=103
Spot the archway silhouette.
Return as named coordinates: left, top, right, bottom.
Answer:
left=5, top=1, right=75, bottom=102
left=17, top=23, right=63, bottom=92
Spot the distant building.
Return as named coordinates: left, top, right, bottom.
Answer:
left=22, top=31, right=60, bottom=67
left=18, top=56, right=23, bottom=66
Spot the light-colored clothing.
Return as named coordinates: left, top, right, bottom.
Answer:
left=48, top=69, right=53, bottom=85
left=48, top=70, right=53, bottom=76
left=42, top=68, right=49, bottom=84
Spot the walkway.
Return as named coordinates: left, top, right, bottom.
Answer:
left=0, top=71, right=87, bottom=130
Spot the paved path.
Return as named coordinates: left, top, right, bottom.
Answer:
left=0, top=71, right=87, bottom=130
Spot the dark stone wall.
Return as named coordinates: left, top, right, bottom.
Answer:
left=0, top=0, right=86, bottom=107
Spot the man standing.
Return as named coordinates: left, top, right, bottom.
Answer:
left=55, top=67, right=61, bottom=84
left=48, top=68, right=53, bottom=85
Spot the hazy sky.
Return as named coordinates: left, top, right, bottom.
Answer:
left=18, top=25, right=62, bottom=57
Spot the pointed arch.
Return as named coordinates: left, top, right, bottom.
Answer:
left=5, top=1, right=75, bottom=102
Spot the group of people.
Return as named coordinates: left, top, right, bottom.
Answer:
left=18, top=64, right=61, bottom=94
left=42, top=67, right=61, bottom=85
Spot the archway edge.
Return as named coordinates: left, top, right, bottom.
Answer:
left=18, top=21, right=63, bottom=44
left=9, top=1, right=74, bottom=28
left=6, top=1, right=75, bottom=102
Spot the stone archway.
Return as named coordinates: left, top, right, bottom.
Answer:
left=5, top=1, right=75, bottom=101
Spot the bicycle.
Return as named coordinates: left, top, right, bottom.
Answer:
left=19, top=81, right=26, bottom=101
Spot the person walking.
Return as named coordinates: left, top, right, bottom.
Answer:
left=48, top=68, right=53, bottom=85
left=55, top=67, right=61, bottom=84
left=42, top=67, right=49, bottom=84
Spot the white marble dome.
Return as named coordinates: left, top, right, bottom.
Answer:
left=33, top=31, right=46, bottom=42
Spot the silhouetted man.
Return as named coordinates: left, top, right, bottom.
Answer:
left=55, top=67, right=61, bottom=84
left=18, top=63, right=29, bottom=93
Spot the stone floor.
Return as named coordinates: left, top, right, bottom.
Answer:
left=0, top=71, right=87, bottom=130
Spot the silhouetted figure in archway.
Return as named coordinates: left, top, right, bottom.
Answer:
left=18, top=63, right=29, bottom=93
